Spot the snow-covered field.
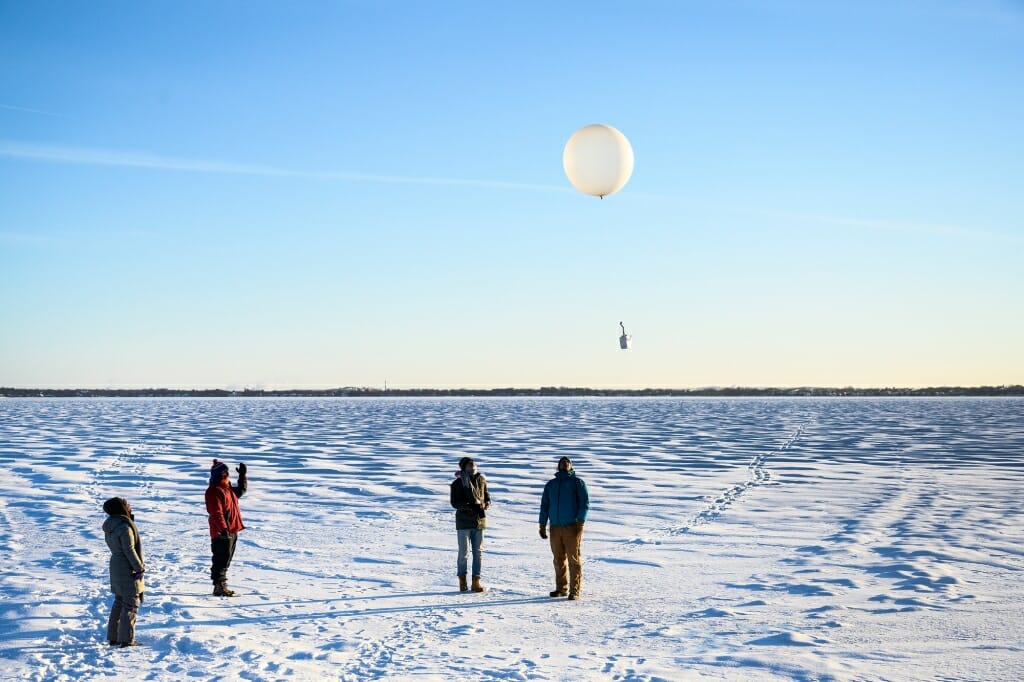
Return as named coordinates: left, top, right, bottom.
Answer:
left=0, top=397, right=1021, bottom=681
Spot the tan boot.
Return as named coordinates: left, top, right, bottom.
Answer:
left=459, top=575, right=469, bottom=592
left=213, top=581, right=236, bottom=597
left=471, top=576, right=485, bottom=593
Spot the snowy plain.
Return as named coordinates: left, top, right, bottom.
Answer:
left=0, top=397, right=1021, bottom=681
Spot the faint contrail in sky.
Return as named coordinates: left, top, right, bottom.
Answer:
left=5, top=140, right=1015, bottom=242
left=630, top=191, right=1020, bottom=245
left=0, top=141, right=287, bottom=175
left=758, top=208, right=1023, bottom=245
left=0, top=103, right=62, bottom=117
left=0, top=140, right=567, bottom=192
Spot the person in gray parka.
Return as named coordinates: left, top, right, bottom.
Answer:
left=102, top=497, right=145, bottom=647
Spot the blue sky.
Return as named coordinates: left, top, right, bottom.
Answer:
left=2, top=1, right=1022, bottom=389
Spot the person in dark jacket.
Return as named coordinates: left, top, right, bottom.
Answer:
left=450, top=456, right=491, bottom=593
left=102, top=497, right=145, bottom=646
left=205, top=458, right=247, bottom=597
left=539, top=456, right=590, bottom=600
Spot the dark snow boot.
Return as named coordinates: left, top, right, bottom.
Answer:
left=549, top=589, right=567, bottom=598
left=213, top=582, right=236, bottom=597
left=471, top=576, right=485, bottom=593
left=459, top=575, right=469, bottom=592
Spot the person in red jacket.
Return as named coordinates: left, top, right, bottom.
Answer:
left=205, top=459, right=247, bottom=597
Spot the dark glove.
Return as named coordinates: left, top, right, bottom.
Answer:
left=574, top=521, right=585, bottom=532
left=132, top=570, right=144, bottom=580
left=236, top=462, right=247, bottom=476
left=539, top=524, right=547, bottom=539
left=219, top=530, right=230, bottom=539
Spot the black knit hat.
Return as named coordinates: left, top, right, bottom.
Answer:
left=458, top=457, right=474, bottom=471
left=103, top=497, right=129, bottom=516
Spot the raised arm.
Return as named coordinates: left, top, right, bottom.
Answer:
left=233, top=462, right=248, bottom=498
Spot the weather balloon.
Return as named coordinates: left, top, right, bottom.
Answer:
left=563, top=124, right=634, bottom=199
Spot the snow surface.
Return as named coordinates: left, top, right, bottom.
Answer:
left=0, top=397, right=1022, bottom=681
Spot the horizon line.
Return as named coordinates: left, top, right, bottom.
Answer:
left=3, top=384, right=1021, bottom=393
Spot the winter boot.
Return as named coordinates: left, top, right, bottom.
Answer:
left=213, top=581, right=236, bottom=597
left=459, top=575, right=469, bottom=592
left=471, top=576, right=485, bottom=593
left=549, top=589, right=567, bottom=598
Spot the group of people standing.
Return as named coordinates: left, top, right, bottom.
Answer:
left=101, top=454, right=589, bottom=646
left=450, top=455, right=590, bottom=600
left=101, top=458, right=248, bottom=646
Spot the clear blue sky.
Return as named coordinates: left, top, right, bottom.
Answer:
left=2, top=1, right=1022, bottom=389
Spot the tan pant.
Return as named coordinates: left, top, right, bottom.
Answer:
left=549, top=524, right=584, bottom=595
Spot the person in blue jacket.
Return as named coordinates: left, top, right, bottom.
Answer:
left=538, top=456, right=590, bottom=600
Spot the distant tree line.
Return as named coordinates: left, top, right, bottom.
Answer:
left=2, top=385, right=1022, bottom=398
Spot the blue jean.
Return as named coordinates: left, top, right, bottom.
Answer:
left=457, top=529, right=484, bottom=577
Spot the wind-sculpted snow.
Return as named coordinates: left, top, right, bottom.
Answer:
left=0, top=397, right=1022, bottom=680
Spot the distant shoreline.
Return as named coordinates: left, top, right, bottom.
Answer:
left=2, top=386, right=1022, bottom=398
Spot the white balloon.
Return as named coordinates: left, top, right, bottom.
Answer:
left=562, top=124, right=634, bottom=198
